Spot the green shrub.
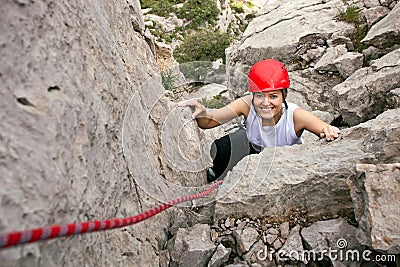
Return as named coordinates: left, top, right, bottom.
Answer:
left=230, top=0, right=254, bottom=13
left=161, top=69, right=179, bottom=91
left=337, top=5, right=361, bottom=24
left=177, top=0, right=220, bottom=29
left=349, top=24, right=368, bottom=52
left=178, top=62, right=212, bottom=83
left=245, top=13, right=256, bottom=21
left=200, top=96, right=226, bottom=109
left=173, top=30, right=231, bottom=63
left=140, top=0, right=184, bottom=17
left=337, top=5, right=368, bottom=52
left=231, top=2, right=244, bottom=13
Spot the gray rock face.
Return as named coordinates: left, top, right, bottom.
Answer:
left=233, top=227, right=259, bottom=255
left=362, top=6, right=390, bottom=28
left=208, top=243, right=231, bottom=267
left=314, top=45, right=348, bottom=72
left=363, top=0, right=382, bottom=8
left=349, top=164, right=400, bottom=254
left=278, top=225, right=304, bottom=262
left=362, top=2, right=400, bottom=48
left=226, top=0, right=353, bottom=96
left=0, top=0, right=210, bottom=266
left=214, top=108, right=400, bottom=223
left=2, top=0, right=400, bottom=266
left=301, top=218, right=363, bottom=266
left=288, top=69, right=343, bottom=113
left=168, top=224, right=216, bottom=267
left=332, top=48, right=400, bottom=126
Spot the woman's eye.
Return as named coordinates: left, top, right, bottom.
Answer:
left=256, top=94, right=263, bottom=99
left=270, top=95, right=278, bottom=99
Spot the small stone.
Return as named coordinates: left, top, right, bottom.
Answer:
left=268, top=228, right=279, bottom=235
left=279, top=225, right=304, bottom=262
left=208, top=244, right=231, bottom=267
left=225, top=217, right=231, bottom=228
left=237, top=221, right=247, bottom=231
left=233, top=227, right=259, bottom=255
left=225, top=230, right=232, bottom=235
left=211, top=229, right=218, bottom=242
left=280, top=222, right=290, bottom=239
left=266, top=234, right=278, bottom=245
left=273, top=239, right=283, bottom=250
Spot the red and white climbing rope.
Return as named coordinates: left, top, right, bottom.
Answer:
left=0, top=180, right=223, bottom=249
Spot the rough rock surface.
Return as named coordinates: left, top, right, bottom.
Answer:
left=332, top=48, right=400, bottom=126
left=208, top=243, right=231, bottom=267
left=301, top=218, right=363, bottom=266
left=278, top=225, right=303, bottom=262
left=226, top=0, right=353, bottom=96
left=0, top=0, right=209, bottom=266
left=2, top=0, right=400, bottom=266
left=168, top=224, right=216, bottom=267
left=213, top=108, right=400, bottom=223
left=349, top=163, right=400, bottom=254
left=361, top=2, right=400, bottom=48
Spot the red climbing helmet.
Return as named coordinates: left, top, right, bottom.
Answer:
left=248, top=59, right=290, bottom=92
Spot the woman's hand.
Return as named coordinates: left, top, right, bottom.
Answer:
left=178, top=96, right=250, bottom=129
left=178, top=99, right=207, bottom=119
left=320, top=125, right=340, bottom=141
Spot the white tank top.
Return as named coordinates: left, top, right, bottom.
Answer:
left=245, top=102, right=304, bottom=151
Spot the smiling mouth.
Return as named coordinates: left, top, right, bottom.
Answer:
left=260, top=107, right=273, bottom=112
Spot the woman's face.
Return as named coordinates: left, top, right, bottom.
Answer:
left=252, top=90, right=284, bottom=122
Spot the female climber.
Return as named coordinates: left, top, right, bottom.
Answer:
left=179, top=59, right=340, bottom=182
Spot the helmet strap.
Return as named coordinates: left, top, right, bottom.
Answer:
left=282, top=89, right=288, bottom=110
left=251, top=95, right=264, bottom=120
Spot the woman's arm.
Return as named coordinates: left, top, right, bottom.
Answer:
left=179, top=95, right=252, bottom=129
left=293, top=108, right=340, bottom=141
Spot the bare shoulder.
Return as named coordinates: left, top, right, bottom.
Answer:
left=293, top=107, right=313, bottom=129
left=293, top=106, right=328, bottom=135
left=293, top=106, right=308, bottom=119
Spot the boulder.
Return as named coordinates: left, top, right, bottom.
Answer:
left=233, top=227, right=259, bottom=255
left=279, top=222, right=290, bottom=239
left=362, top=2, right=400, bottom=48
left=301, top=218, right=364, bottom=266
left=314, top=45, right=348, bottom=72
left=208, top=243, right=231, bottom=267
left=333, top=52, right=364, bottom=79
left=362, top=6, right=390, bottom=28
left=278, top=225, right=304, bottom=263
left=332, top=48, right=400, bottom=126
left=168, top=224, right=216, bottom=267
left=349, top=164, right=400, bottom=254
left=213, top=108, right=400, bottom=224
